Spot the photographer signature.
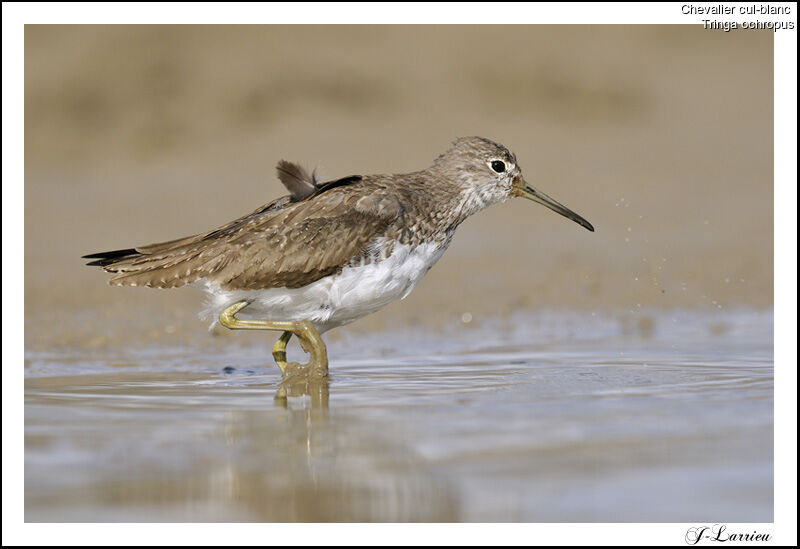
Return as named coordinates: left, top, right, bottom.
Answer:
left=685, top=524, right=771, bottom=544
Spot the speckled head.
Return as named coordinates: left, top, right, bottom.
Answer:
left=430, top=136, right=594, bottom=232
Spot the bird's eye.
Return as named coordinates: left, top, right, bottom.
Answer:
left=491, top=160, right=506, bottom=173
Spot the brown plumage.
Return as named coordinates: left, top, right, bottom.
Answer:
left=84, top=137, right=593, bottom=294
left=84, top=168, right=429, bottom=291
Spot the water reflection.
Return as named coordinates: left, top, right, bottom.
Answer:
left=24, top=310, right=773, bottom=522
left=274, top=376, right=329, bottom=410
left=215, top=402, right=459, bottom=521
left=24, top=366, right=459, bottom=521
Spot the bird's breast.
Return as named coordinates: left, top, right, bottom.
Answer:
left=326, top=238, right=449, bottom=314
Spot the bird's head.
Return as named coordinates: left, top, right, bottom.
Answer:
left=430, top=136, right=594, bottom=232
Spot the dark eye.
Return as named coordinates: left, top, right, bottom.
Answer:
left=491, top=160, right=506, bottom=173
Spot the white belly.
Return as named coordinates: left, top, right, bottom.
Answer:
left=201, top=239, right=448, bottom=333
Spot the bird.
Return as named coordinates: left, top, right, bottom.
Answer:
left=84, top=137, right=594, bottom=379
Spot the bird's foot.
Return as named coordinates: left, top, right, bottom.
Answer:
left=271, top=328, right=328, bottom=380
left=219, top=301, right=329, bottom=380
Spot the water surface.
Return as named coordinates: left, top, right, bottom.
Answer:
left=25, top=309, right=773, bottom=522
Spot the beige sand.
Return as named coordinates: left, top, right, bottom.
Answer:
left=24, top=25, right=773, bottom=350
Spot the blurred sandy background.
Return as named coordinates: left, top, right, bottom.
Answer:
left=24, top=25, right=773, bottom=350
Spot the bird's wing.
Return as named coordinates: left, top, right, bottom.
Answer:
left=95, top=181, right=405, bottom=290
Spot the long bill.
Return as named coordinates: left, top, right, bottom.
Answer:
left=513, top=179, right=595, bottom=232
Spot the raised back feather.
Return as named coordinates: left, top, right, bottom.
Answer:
left=276, top=160, right=318, bottom=201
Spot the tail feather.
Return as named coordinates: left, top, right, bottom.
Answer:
left=108, top=252, right=206, bottom=288
left=82, top=248, right=141, bottom=267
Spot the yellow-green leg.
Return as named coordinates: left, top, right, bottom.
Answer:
left=218, top=301, right=328, bottom=379
left=271, top=331, right=293, bottom=367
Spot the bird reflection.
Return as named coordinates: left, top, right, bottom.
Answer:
left=273, top=374, right=329, bottom=410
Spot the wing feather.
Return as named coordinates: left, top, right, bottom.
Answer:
left=99, top=180, right=404, bottom=290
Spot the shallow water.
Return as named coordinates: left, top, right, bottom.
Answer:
left=22, top=25, right=774, bottom=524
left=24, top=309, right=772, bottom=522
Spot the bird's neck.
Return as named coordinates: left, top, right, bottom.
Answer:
left=401, top=169, right=499, bottom=241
